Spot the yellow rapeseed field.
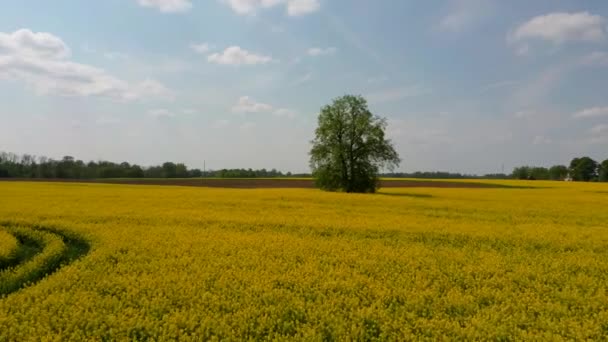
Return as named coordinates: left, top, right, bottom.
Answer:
left=1, top=180, right=608, bottom=340
left=0, top=230, right=18, bottom=263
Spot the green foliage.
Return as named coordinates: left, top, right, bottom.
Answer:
left=599, top=160, right=608, bottom=182
left=216, top=168, right=285, bottom=178
left=569, top=157, right=598, bottom=182
left=529, top=167, right=549, bottom=180
left=548, top=165, right=568, bottom=181
left=0, top=226, right=65, bottom=295
left=513, top=161, right=603, bottom=182
left=0, top=151, right=297, bottom=179
left=310, top=95, right=400, bottom=193
left=512, top=166, right=550, bottom=180
left=512, top=166, right=531, bottom=180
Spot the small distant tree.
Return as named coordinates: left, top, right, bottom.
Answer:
left=548, top=165, right=568, bottom=181
left=569, top=157, right=598, bottom=182
left=530, top=167, right=550, bottom=180
left=512, top=166, right=530, bottom=180
left=162, top=162, right=178, bottom=178
left=599, top=159, right=608, bottom=182
left=310, top=95, right=400, bottom=193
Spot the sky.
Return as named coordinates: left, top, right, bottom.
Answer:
left=1, top=0, right=607, bottom=174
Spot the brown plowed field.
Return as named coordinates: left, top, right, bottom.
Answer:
left=0, top=178, right=510, bottom=189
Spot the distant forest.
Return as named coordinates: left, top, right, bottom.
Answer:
left=1, top=151, right=606, bottom=181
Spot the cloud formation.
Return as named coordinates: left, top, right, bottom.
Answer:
left=232, top=96, right=274, bottom=113
left=232, top=96, right=296, bottom=118
left=136, top=0, right=192, bottom=13
left=208, top=46, right=274, bottom=65
left=510, top=12, right=607, bottom=45
left=0, top=29, right=172, bottom=101
left=222, top=0, right=320, bottom=16
left=307, top=47, right=337, bottom=57
left=438, top=0, right=495, bottom=33
left=573, top=106, right=608, bottom=119
left=590, top=124, right=608, bottom=135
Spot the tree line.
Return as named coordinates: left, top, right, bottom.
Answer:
left=512, top=157, right=608, bottom=182
left=2, top=150, right=607, bottom=182
left=0, top=152, right=298, bottom=179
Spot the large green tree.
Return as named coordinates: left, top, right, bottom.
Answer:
left=529, top=167, right=550, bottom=180
left=569, top=157, right=598, bottom=182
left=310, top=95, right=400, bottom=193
left=599, top=159, right=608, bottom=182
left=512, top=166, right=531, bottom=180
left=548, top=165, right=568, bottom=181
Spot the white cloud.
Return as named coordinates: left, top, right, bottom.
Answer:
left=438, top=0, right=495, bottom=33
left=307, top=47, right=337, bottom=57
left=148, top=108, right=176, bottom=118
left=128, top=79, right=174, bottom=100
left=222, top=0, right=272, bottom=15
left=590, top=124, right=608, bottom=135
left=367, top=85, right=429, bottom=104
left=190, top=43, right=211, bottom=54
left=580, top=51, right=608, bottom=67
left=292, top=71, right=312, bottom=86
left=222, top=0, right=319, bottom=16
left=0, top=29, right=172, bottom=101
left=286, top=0, right=320, bottom=16
left=208, top=46, right=274, bottom=66
left=136, top=0, right=192, bottom=13
left=232, top=96, right=273, bottom=113
left=533, top=135, right=552, bottom=145
left=0, top=29, right=70, bottom=59
left=274, top=108, right=297, bottom=119
left=509, top=12, right=607, bottom=45
left=231, top=96, right=296, bottom=118
left=573, top=106, right=608, bottom=119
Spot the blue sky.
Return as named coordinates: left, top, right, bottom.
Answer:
left=1, top=0, right=607, bottom=174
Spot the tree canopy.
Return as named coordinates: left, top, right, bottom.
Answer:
left=310, top=95, right=400, bottom=193
left=599, top=159, right=608, bottom=182
left=511, top=158, right=607, bottom=182
left=569, top=157, right=598, bottom=182
left=0, top=152, right=298, bottom=179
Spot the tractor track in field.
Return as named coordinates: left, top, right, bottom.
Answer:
left=0, top=224, right=90, bottom=297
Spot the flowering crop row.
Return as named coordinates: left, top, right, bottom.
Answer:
left=0, top=225, right=67, bottom=296
left=0, top=230, right=18, bottom=268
